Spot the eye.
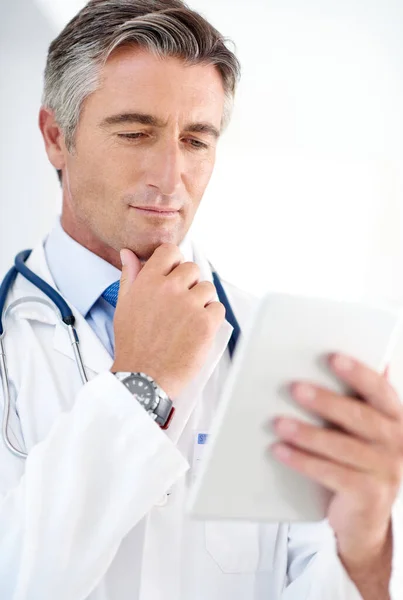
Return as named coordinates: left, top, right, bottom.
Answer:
left=118, top=132, right=146, bottom=140
left=185, top=138, right=209, bottom=150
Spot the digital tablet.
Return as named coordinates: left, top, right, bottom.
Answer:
left=188, top=293, right=402, bottom=522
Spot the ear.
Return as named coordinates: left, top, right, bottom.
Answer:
left=38, top=106, right=66, bottom=171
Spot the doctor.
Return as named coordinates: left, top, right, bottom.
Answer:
left=1, top=0, right=403, bottom=599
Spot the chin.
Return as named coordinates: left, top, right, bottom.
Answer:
left=127, top=230, right=184, bottom=262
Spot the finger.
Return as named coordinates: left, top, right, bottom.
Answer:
left=271, top=442, right=368, bottom=494
left=273, top=417, right=397, bottom=478
left=291, top=383, right=400, bottom=450
left=144, top=243, right=184, bottom=276
left=205, top=300, right=226, bottom=325
left=328, top=353, right=402, bottom=419
left=190, top=280, right=217, bottom=306
left=167, top=261, right=201, bottom=289
left=119, top=249, right=143, bottom=297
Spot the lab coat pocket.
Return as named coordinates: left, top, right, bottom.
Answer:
left=205, top=521, right=275, bottom=574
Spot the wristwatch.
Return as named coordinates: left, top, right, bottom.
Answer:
left=113, top=372, right=175, bottom=430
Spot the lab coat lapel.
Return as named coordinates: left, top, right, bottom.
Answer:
left=12, top=244, right=113, bottom=375
left=11, top=241, right=235, bottom=441
left=165, top=243, right=234, bottom=445
left=52, top=315, right=114, bottom=375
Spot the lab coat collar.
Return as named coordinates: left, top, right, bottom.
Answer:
left=10, top=243, right=114, bottom=374
left=9, top=241, right=233, bottom=440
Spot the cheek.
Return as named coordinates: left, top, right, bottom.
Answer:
left=75, top=130, right=134, bottom=186
left=186, top=155, right=215, bottom=198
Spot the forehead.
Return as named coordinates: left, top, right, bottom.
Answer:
left=85, top=46, right=226, bottom=125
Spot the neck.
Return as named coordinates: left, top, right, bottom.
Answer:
left=61, top=209, right=122, bottom=271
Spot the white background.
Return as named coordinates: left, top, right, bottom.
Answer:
left=1, top=0, right=403, bottom=305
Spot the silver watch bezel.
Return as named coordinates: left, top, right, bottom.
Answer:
left=113, top=371, right=170, bottom=417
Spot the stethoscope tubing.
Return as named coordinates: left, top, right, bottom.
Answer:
left=0, top=251, right=241, bottom=459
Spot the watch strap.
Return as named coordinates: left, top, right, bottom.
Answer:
left=113, top=371, right=174, bottom=429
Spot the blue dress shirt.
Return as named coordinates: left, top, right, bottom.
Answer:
left=44, top=218, right=193, bottom=357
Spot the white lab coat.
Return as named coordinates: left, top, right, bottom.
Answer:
left=0, top=241, right=402, bottom=600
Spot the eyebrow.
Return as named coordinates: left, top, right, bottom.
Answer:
left=99, top=112, right=221, bottom=139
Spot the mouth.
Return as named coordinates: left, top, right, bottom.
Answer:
left=131, top=206, right=181, bottom=217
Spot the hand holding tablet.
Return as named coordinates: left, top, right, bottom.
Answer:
left=188, top=294, right=402, bottom=523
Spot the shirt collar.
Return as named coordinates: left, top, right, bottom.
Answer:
left=44, top=218, right=194, bottom=317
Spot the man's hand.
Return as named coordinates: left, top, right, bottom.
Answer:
left=111, top=244, right=225, bottom=399
left=272, top=353, right=403, bottom=599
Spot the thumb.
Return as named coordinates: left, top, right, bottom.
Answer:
left=119, top=249, right=142, bottom=296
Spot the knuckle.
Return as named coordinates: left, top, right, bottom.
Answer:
left=211, top=301, right=226, bottom=320
left=197, top=280, right=217, bottom=299
left=160, top=275, right=180, bottom=295
left=183, top=261, right=201, bottom=279
left=205, top=304, right=224, bottom=328
left=170, top=262, right=200, bottom=285
left=199, top=280, right=215, bottom=292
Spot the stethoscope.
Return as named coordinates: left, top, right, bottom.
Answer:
left=0, top=250, right=241, bottom=460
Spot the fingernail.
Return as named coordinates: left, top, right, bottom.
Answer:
left=330, top=353, right=354, bottom=372
left=120, top=249, right=127, bottom=266
left=292, top=383, right=316, bottom=403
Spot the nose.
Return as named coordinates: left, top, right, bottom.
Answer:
left=147, top=140, right=183, bottom=197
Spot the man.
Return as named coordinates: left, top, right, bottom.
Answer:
left=0, top=1, right=402, bottom=598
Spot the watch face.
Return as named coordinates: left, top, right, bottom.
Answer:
left=125, top=375, right=157, bottom=409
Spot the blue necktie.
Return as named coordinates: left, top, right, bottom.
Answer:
left=102, top=280, right=120, bottom=308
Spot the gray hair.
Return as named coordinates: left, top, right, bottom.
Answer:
left=42, top=0, right=241, bottom=160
